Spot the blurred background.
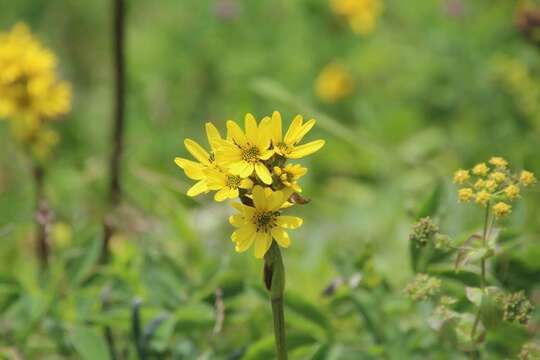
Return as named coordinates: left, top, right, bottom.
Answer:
left=1, top=0, right=540, bottom=358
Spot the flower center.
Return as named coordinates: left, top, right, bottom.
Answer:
left=242, top=145, right=260, bottom=162
left=226, top=175, right=241, bottom=189
left=253, top=211, right=279, bottom=233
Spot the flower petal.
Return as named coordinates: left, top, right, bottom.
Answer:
left=270, top=111, right=282, bottom=145
left=174, top=157, right=205, bottom=180
left=240, top=178, right=253, bottom=189
left=226, top=120, right=247, bottom=146
left=228, top=187, right=239, bottom=199
left=229, top=214, right=245, bottom=227
left=252, top=185, right=267, bottom=209
left=288, top=140, right=325, bottom=159
left=244, top=113, right=258, bottom=145
left=205, top=122, right=223, bottom=151
left=283, top=115, right=303, bottom=144
left=276, top=216, right=303, bottom=229
left=255, top=163, right=272, bottom=185
left=187, top=180, right=207, bottom=197
left=233, top=225, right=256, bottom=252
left=184, top=139, right=211, bottom=165
left=257, top=116, right=272, bottom=150
left=267, top=190, right=284, bottom=211
left=260, top=149, right=274, bottom=160
left=271, top=227, right=291, bottom=248
left=254, top=232, right=272, bottom=258
left=229, top=161, right=253, bottom=177
left=293, top=118, right=316, bottom=144
left=214, top=187, right=230, bottom=202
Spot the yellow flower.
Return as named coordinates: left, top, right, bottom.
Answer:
left=484, top=179, right=498, bottom=192
left=0, top=23, right=71, bottom=123
left=273, top=164, right=307, bottom=193
left=269, top=111, right=325, bottom=159
left=315, top=63, right=354, bottom=103
left=504, top=184, right=520, bottom=200
left=453, top=169, right=470, bottom=184
left=330, top=0, right=383, bottom=35
left=474, top=179, right=485, bottom=190
left=475, top=191, right=490, bottom=207
left=472, top=163, right=489, bottom=176
left=490, top=171, right=507, bottom=183
left=205, top=168, right=253, bottom=202
left=520, top=170, right=537, bottom=186
left=493, top=202, right=511, bottom=218
left=229, top=186, right=303, bottom=258
left=458, top=188, right=474, bottom=202
left=174, top=122, right=223, bottom=196
left=489, top=156, right=508, bottom=169
left=216, top=114, right=275, bottom=184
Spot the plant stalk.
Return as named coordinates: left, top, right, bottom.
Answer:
left=264, top=242, right=287, bottom=360
left=103, top=0, right=126, bottom=263
left=472, top=203, right=491, bottom=340
left=33, top=164, right=49, bottom=268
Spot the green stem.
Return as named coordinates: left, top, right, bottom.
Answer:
left=472, top=204, right=491, bottom=341
left=264, top=242, right=287, bottom=360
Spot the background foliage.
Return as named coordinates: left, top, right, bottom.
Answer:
left=1, top=0, right=540, bottom=358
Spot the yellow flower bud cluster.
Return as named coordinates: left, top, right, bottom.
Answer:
left=0, top=23, right=71, bottom=159
left=315, top=63, right=354, bottom=103
left=454, top=157, right=536, bottom=218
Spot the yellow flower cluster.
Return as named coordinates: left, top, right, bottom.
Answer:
left=315, top=63, right=354, bottom=103
left=330, top=0, right=383, bottom=35
left=175, top=111, right=324, bottom=258
left=454, top=157, right=536, bottom=218
left=0, top=23, right=71, bottom=159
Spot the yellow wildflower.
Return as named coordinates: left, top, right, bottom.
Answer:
left=330, top=0, right=383, bottom=35
left=504, top=184, right=520, bottom=200
left=453, top=169, right=470, bottom=184
left=474, top=179, right=485, bottom=190
left=475, top=191, right=490, bottom=207
left=484, top=179, right=498, bottom=192
left=489, top=157, right=508, bottom=169
left=472, top=163, right=489, bottom=176
left=490, top=171, right=507, bottom=183
left=458, top=188, right=474, bottom=202
left=174, top=123, right=223, bottom=196
left=0, top=23, right=71, bottom=124
left=229, top=186, right=303, bottom=258
left=273, top=164, right=307, bottom=193
left=520, top=170, right=537, bottom=186
left=493, top=202, right=511, bottom=218
left=216, top=114, right=275, bottom=184
left=205, top=168, right=253, bottom=202
left=315, top=63, right=354, bottom=103
left=269, top=111, right=325, bottom=159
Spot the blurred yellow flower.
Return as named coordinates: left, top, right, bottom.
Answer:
left=520, top=170, right=537, bottom=186
left=493, top=202, right=511, bottom=218
left=453, top=169, right=470, bottom=184
left=472, top=163, right=489, bottom=176
left=475, top=190, right=490, bottom=207
left=229, top=186, right=302, bottom=258
left=217, top=114, right=274, bottom=184
left=484, top=179, right=497, bottom=193
left=474, top=179, right=485, bottom=190
left=273, top=164, right=307, bottom=193
left=315, top=63, right=354, bottom=103
left=490, top=171, right=507, bottom=183
left=330, top=0, right=383, bottom=35
left=269, top=111, right=325, bottom=159
left=489, top=156, right=508, bottom=169
left=0, top=23, right=71, bottom=125
left=458, top=188, right=474, bottom=202
left=504, top=184, right=520, bottom=200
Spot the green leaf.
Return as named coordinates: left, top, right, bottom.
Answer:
left=70, top=326, right=111, bottom=360
left=465, top=287, right=483, bottom=307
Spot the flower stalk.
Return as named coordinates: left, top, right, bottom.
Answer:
left=264, top=242, right=287, bottom=360
left=33, top=163, right=49, bottom=268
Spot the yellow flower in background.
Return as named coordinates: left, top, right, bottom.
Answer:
left=472, top=163, right=489, bottom=176
left=493, top=202, right=511, bottom=218
left=217, top=114, right=274, bottom=184
left=475, top=190, right=490, bottom=206
left=453, top=169, right=470, bottom=184
left=269, top=111, right=325, bottom=159
left=504, top=184, right=520, bottom=200
left=0, top=23, right=71, bottom=124
left=330, top=0, right=383, bottom=35
left=174, top=122, right=223, bottom=196
left=273, top=164, right=307, bottom=193
left=474, top=179, right=485, bottom=190
left=484, top=179, right=497, bottom=193
left=315, top=63, right=354, bottom=103
left=489, top=156, right=508, bottom=169
left=205, top=168, right=253, bottom=202
left=229, top=186, right=302, bottom=258
left=458, top=188, right=473, bottom=202
left=520, top=170, right=537, bottom=186
left=489, top=171, right=507, bottom=183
